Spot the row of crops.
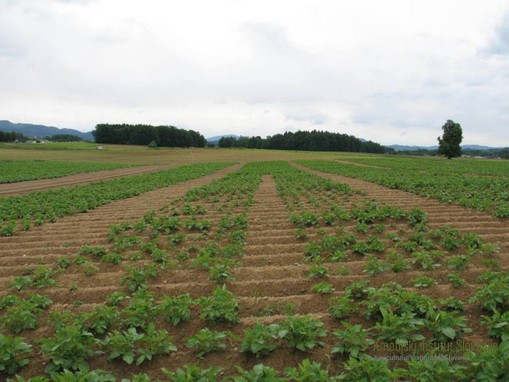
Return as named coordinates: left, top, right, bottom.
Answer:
left=0, top=163, right=232, bottom=236
left=297, top=158, right=509, bottom=218
left=1, top=161, right=508, bottom=380
left=0, top=161, right=132, bottom=184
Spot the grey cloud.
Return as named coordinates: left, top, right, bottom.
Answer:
left=484, top=11, right=509, bottom=55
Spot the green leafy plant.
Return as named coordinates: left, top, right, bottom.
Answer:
left=81, top=261, right=99, bottom=276
left=100, top=252, right=123, bottom=265
left=104, top=324, right=177, bottom=365
left=158, top=294, right=194, bottom=326
left=284, top=359, right=332, bottom=381
left=79, top=245, right=108, bottom=257
left=331, top=322, right=374, bottom=359
left=396, top=356, right=467, bottom=381
left=209, top=263, right=234, bottom=284
left=306, top=265, right=329, bottom=279
left=426, top=309, right=471, bottom=342
left=162, top=365, right=223, bottom=382
left=411, top=251, right=441, bottom=271
left=278, top=316, right=327, bottom=352
left=374, top=308, right=425, bottom=346
left=386, top=251, right=410, bottom=273
left=240, top=323, right=281, bottom=358
left=482, top=310, right=509, bottom=342
left=82, top=306, right=118, bottom=335
left=471, top=276, right=509, bottom=311
left=311, top=282, right=334, bottom=295
left=199, top=286, right=240, bottom=324
left=407, top=209, right=427, bottom=226
left=39, top=325, right=100, bottom=372
left=338, top=355, right=393, bottom=381
left=363, top=255, right=389, bottom=276
left=447, top=273, right=465, bottom=288
left=464, top=340, right=509, bottom=381
left=185, top=328, right=229, bottom=358
left=329, top=295, right=357, bottom=320
left=0, top=334, right=32, bottom=375
left=10, top=266, right=58, bottom=290
left=295, top=228, right=308, bottom=241
left=1, top=295, right=52, bottom=334
left=439, top=297, right=465, bottom=312
left=411, top=275, right=437, bottom=288
left=120, top=264, right=158, bottom=292
left=445, top=255, right=470, bottom=271
left=344, top=280, right=371, bottom=301
left=119, top=289, right=157, bottom=330
left=290, top=211, right=319, bottom=227
left=232, top=364, right=284, bottom=382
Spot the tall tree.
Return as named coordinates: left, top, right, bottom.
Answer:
left=438, top=120, right=463, bottom=159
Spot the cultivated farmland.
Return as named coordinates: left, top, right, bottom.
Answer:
left=0, top=151, right=508, bottom=381
left=0, top=160, right=131, bottom=184
left=298, top=157, right=509, bottom=218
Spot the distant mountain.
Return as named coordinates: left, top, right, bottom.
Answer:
left=388, top=145, right=438, bottom=151
left=461, top=144, right=504, bottom=150
left=206, top=134, right=240, bottom=143
left=388, top=144, right=504, bottom=151
left=0, top=120, right=93, bottom=141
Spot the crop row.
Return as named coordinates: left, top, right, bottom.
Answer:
left=335, top=155, right=509, bottom=176
left=297, top=159, right=509, bottom=218
left=0, top=162, right=232, bottom=236
left=1, top=161, right=508, bottom=380
left=0, top=160, right=131, bottom=184
left=0, top=161, right=265, bottom=379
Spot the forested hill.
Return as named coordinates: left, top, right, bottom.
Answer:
left=0, top=120, right=93, bottom=140
left=218, top=130, right=388, bottom=154
left=93, top=124, right=207, bottom=147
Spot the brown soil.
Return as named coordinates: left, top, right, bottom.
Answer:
left=0, top=165, right=168, bottom=196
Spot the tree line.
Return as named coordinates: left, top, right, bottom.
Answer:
left=218, top=130, right=388, bottom=154
left=93, top=124, right=206, bottom=147
left=0, top=131, right=25, bottom=142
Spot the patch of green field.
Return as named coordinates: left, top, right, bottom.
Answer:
left=332, top=155, right=509, bottom=176
left=0, top=162, right=232, bottom=236
left=299, top=159, right=509, bottom=218
left=0, top=160, right=132, bottom=184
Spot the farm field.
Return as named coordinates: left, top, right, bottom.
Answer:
left=299, top=158, right=509, bottom=218
left=0, top=160, right=132, bottom=184
left=0, top=163, right=231, bottom=237
left=0, top=165, right=171, bottom=197
left=0, top=146, right=508, bottom=381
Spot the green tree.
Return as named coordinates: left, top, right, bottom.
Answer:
left=437, top=120, right=463, bottom=159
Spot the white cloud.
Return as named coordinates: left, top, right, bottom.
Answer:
left=0, top=0, right=508, bottom=146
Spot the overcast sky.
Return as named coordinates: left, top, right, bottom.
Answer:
left=1, top=0, right=509, bottom=146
